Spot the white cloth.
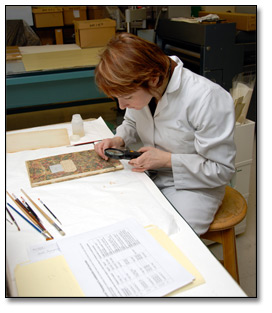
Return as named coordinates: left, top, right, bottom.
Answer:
left=115, top=56, right=236, bottom=235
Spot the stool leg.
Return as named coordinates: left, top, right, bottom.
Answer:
left=221, top=228, right=240, bottom=283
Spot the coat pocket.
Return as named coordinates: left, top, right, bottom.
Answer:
left=166, top=129, right=195, bottom=154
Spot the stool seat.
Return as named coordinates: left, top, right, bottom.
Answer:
left=208, top=186, right=247, bottom=231
left=201, top=186, right=247, bottom=283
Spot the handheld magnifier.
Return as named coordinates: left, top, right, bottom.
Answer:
left=104, top=148, right=142, bottom=160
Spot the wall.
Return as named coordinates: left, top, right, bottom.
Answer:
left=6, top=5, right=33, bottom=25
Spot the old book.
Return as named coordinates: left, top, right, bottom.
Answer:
left=26, top=149, right=123, bottom=187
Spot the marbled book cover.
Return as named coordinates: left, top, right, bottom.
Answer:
left=26, top=150, right=123, bottom=187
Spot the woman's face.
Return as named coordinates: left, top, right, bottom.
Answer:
left=117, top=88, right=153, bottom=110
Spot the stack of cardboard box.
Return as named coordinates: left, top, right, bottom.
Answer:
left=32, top=6, right=116, bottom=47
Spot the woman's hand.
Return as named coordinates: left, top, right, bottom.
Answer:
left=94, top=137, right=125, bottom=160
left=128, top=146, right=172, bottom=172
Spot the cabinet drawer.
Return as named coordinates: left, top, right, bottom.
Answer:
left=234, top=119, right=255, bottom=165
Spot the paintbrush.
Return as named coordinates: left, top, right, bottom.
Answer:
left=6, top=206, right=20, bottom=231
left=7, top=203, right=51, bottom=240
left=9, top=192, right=45, bottom=231
left=21, top=189, right=65, bottom=236
left=38, top=198, right=62, bottom=225
left=6, top=191, right=53, bottom=239
left=67, top=140, right=102, bottom=147
left=20, top=196, right=41, bottom=222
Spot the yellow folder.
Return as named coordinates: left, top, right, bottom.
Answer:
left=15, top=255, right=84, bottom=297
left=146, top=226, right=205, bottom=296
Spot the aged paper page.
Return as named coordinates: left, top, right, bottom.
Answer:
left=6, top=128, right=70, bottom=153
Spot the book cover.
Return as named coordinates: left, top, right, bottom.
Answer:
left=26, top=149, right=123, bottom=187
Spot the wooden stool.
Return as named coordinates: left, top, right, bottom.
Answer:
left=201, top=186, right=247, bottom=283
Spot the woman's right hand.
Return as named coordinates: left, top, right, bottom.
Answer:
left=94, top=137, right=125, bottom=160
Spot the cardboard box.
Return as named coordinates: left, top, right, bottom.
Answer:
left=230, top=162, right=252, bottom=196
left=32, top=7, right=64, bottom=28
left=87, top=6, right=108, bottom=20
left=199, top=11, right=256, bottom=31
left=74, top=18, right=116, bottom=48
left=6, top=46, right=22, bottom=61
left=201, top=6, right=235, bottom=13
left=55, top=28, right=63, bottom=44
left=63, top=6, right=87, bottom=25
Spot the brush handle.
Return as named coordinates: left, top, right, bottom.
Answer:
left=21, top=189, right=65, bottom=236
left=7, top=203, right=41, bottom=234
left=6, top=191, right=44, bottom=230
left=7, top=203, right=51, bottom=240
left=21, top=189, right=54, bottom=224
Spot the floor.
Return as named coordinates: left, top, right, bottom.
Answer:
left=7, top=101, right=257, bottom=297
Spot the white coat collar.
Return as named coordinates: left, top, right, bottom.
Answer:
left=167, top=56, right=183, bottom=93
left=154, top=56, right=183, bottom=116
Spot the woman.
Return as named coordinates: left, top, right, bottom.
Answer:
left=94, top=32, right=236, bottom=236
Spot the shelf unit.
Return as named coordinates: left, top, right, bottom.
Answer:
left=231, top=119, right=255, bottom=234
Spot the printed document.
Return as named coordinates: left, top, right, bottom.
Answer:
left=57, top=219, right=194, bottom=297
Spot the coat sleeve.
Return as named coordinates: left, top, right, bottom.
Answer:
left=171, top=87, right=236, bottom=189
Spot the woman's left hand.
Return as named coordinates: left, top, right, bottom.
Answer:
left=128, top=146, right=172, bottom=172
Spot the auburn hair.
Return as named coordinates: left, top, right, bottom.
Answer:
left=95, top=32, right=170, bottom=98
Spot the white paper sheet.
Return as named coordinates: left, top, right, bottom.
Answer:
left=57, top=219, right=194, bottom=297
left=6, top=117, right=180, bottom=237
left=28, top=242, right=61, bottom=263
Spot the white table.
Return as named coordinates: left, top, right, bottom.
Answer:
left=6, top=118, right=247, bottom=297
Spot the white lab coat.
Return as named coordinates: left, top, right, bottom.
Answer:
left=116, top=56, right=236, bottom=235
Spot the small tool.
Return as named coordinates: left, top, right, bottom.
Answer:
left=38, top=198, right=62, bottom=225
left=104, top=148, right=142, bottom=160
